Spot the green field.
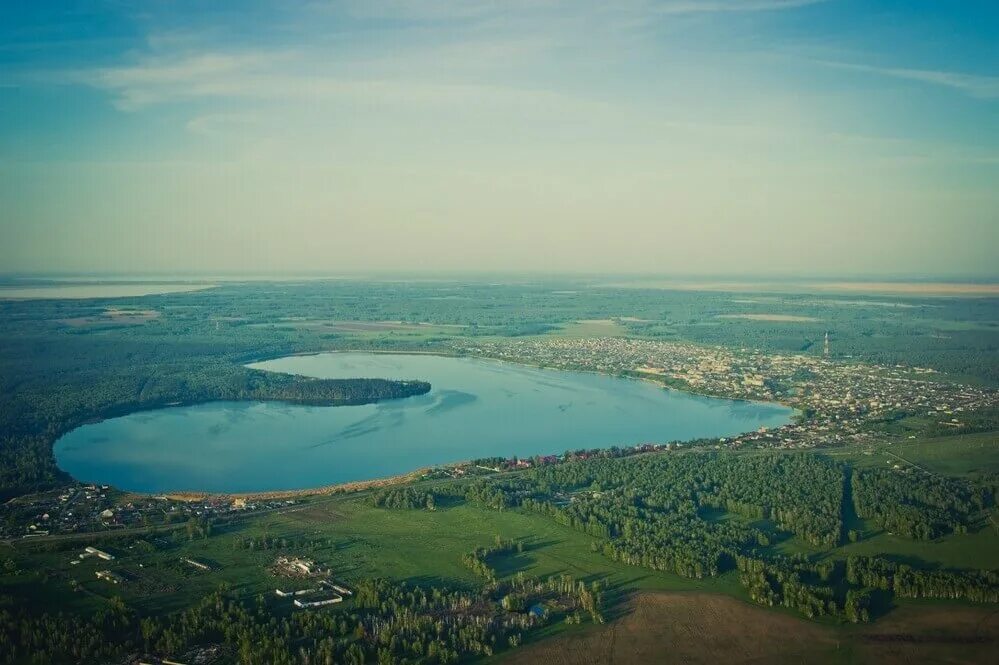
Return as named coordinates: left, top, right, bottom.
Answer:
left=549, top=320, right=628, bottom=338
left=3, top=492, right=741, bottom=619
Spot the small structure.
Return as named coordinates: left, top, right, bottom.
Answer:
left=82, top=546, right=115, bottom=561
left=294, top=595, right=342, bottom=608
left=275, top=588, right=316, bottom=597
left=182, top=557, right=211, bottom=571
left=95, top=570, right=124, bottom=584
left=273, top=556, right=326, bottom=578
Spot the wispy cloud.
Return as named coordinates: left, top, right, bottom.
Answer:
left=76, top=51, right=294, bottom=110
left=53, top=0, right=830, bottom=112
left=67, top=47, right=611, bottom=117
left=819, top=60, right=999, bottom=100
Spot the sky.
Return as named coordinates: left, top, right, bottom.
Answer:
left=1, top=1, right=997, bottom=278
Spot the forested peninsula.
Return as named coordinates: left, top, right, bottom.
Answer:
left=0, top=335, right=429, bottom=498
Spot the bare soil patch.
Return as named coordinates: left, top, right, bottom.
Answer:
left=502, top=593, right=999, bottom=665
left=818, top=282, right=999, bottom=296
left=854, top=604, right=999, bottom=665
left=60, top=308, right=161, bottom=328
left=502, top=592, right=838, bottom=665
left=602, top=280, right=998, bottom=297
left=250, top=320, right=463, bottom=333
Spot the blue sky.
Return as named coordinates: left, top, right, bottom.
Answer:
left=1, top=1, right=997, bottom=276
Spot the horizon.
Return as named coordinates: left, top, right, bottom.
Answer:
left=2, top=270, right=999, bottom=283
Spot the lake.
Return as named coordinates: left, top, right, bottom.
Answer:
left=53, top=352, right=794, bottom=493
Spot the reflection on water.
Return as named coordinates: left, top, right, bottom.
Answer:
left=425, top=390, right=478, bottom=416
left=54, top=353, right=795, bottom=493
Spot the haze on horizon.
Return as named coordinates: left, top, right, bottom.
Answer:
left=1, top=1, right=997, bottom=278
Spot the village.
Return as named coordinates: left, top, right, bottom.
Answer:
left=0, top=484, right=298, bottom=540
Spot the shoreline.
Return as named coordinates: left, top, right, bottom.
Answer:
left=58, top=348, right=799, bottom=501
left=161, top=465, right=442, bottom=502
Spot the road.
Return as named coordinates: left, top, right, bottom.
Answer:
left=2, top=491, right=351, bottom=548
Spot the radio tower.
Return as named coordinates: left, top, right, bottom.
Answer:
left=823, top=331, right=830, bottom=358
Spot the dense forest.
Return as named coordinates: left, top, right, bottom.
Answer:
left=457, top=452, right=844, bottom=582
left=443, top=451, right=998, bottom=619
left=852, top=467, right=990, bottom=539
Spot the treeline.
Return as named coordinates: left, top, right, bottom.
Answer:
left=847, top=556, right=999, bottom=603
left=736, top=556, right=842, bottom=619
left=0, top=571, right=605, bottom=664
left=369, top=487, right=440, bottom=510
left=852, top=468, right=990, bottom=539
left=460, top=536, right=523, bottom=583
left=233, top=534, right=333, bottom=552
left=238, top=371, right=430, bottom=406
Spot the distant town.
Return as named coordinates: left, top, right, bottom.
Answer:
left=452, top=337, right=997, bottom=452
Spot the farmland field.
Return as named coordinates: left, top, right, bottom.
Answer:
left=499, top=592, right=999, bottom=665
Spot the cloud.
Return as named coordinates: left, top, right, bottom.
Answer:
left=68, top=47, right=615, bottom=119
left=59, top=0, right=829, bottom=112
left=84, top=52, right=287, bottom=110
left=818, top=60, right=999, bottom=100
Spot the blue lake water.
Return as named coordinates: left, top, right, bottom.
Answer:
left=53, top=352, right=794, bottom=493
